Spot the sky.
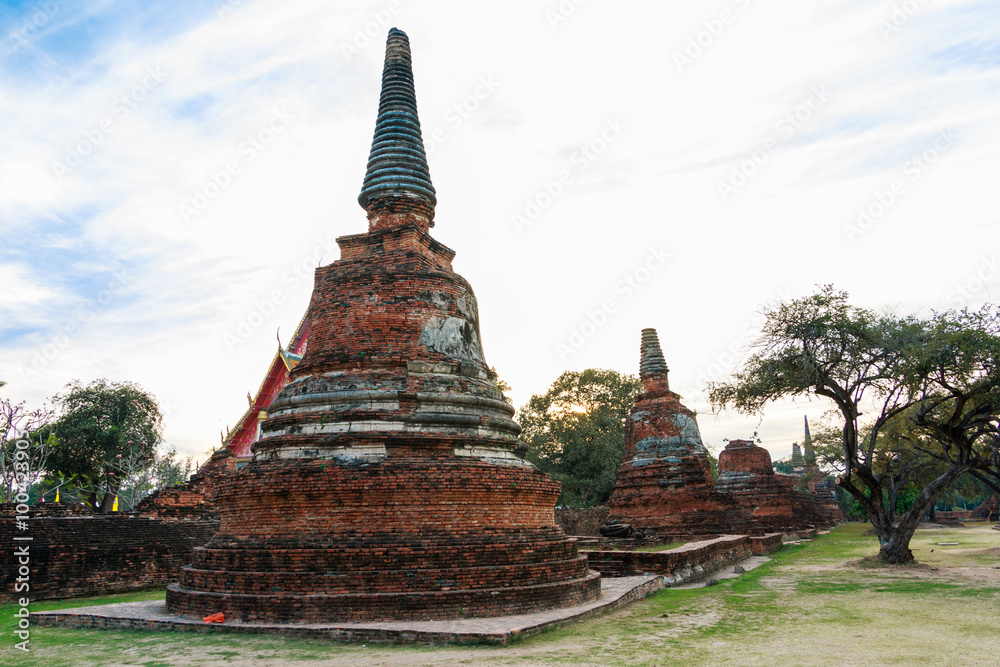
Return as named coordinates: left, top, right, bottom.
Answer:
left=1, top=0, right=999, bottom=466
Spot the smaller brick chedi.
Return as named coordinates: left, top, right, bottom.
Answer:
left=167, top=28, right=598, bottom=623
left=607, top=329, right=841, bottom=535
left=607, top=329, right=749, bottom=535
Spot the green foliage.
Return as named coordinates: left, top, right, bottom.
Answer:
left=894, top=482, right=920, bottom=515
left=0, top=380, right=54, bottom=501
left=113, top=445, right=195, bottom=511
left=707, top=448, right=719, bottom=483
left=708, top=286, right=1000, bottom=563
left=486, top=365, right=513, bottom=405
left=772, top=457, right=795, bottom=474
left=519, top=369, right=641, bottom=506
left=48, top=379, right=163, bottom=511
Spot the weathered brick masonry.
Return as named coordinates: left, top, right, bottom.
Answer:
left=0, top=450, right=234, bottom=602
left=167, top=28, right=598, bottom=623
left=135, top=448, right=236, bottom=520
left=608, top=329, right=840, bottom=536
left=583, top=534, right=759, bottom=585
left=936, top=495, right=999, bottom=521
left=716, top=439, right=833, bottom=533
left=607, top=329, right=754, bottom=536
left=0, top=509, right=217, bottom=602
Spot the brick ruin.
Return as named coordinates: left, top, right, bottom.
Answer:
left=166, top=28, right=598, bottom=623
left=134, top=447, right=237, bottom=520
left=717, top=439, right=840, bottom=531
left=936, top=495, right=999, bottom=522
left=0, top=449, right=235, bottom=603
left=583, top=534, right=781, bottom=582
left=716, top=438, right=797, bottom=530
left=778, top=416, right=847, bottom=525
left=607, top=328, right=840, bottom=537
left=607, top=329, right=751, bottom=536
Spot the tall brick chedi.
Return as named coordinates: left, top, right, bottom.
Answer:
left=167, top=29, right=598, bottom=623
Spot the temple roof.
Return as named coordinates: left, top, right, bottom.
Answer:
left=223, top=313, right=308, bottom=446
left=358, top=27, right=436, bottom=211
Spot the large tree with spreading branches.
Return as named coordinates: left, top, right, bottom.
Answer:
left=708, top=287, right=1000, bottom=564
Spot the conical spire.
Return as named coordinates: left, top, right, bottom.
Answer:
left=803, top=415, right=817, bottom=467
left=639, top=328, right=669, bottom=386
left=358, top=28, right=436, bottom=227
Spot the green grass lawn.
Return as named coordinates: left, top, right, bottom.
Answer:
left=3, top=522, right=999, bottom=666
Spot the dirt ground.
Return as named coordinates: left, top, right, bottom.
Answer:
left=12, top=522, right=1000, bottom=667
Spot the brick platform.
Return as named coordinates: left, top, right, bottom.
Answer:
left=583, top=535, right=754, bottom=583
left=38, top=576, right=654, bottom=645
left=167, top=28, right=597, bottom=623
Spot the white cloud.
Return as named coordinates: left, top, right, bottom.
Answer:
left=1, top=0, right=998, bottom=460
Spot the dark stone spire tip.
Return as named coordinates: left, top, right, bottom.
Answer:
left=639, top=328, right=669, bottom=381
left=358, top=28, right=436, bottom=217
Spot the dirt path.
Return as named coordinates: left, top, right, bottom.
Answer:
left=16, top=523, right=1000, bottom=667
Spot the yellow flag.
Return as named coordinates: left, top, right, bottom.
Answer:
left=55, top=488, right=60, bottom=503
left=112, top=496, right=119, bottom=512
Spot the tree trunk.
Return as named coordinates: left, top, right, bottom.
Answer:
left=98, top=491, right=116, bottom=513
left=877, top=530, right=915, bottom=563
left=873, top=465, right=971, bottom=564
left=876, top=507, right=924, bottom=564
left=98, top=477, right=119, bottom=514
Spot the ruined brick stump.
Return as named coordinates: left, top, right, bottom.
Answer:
left=715, top=439, right=799, bottom=531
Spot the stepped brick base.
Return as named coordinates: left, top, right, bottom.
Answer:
left=166, top=454, right=600, bottom=623
left=583, top=534, right=756, bottom=584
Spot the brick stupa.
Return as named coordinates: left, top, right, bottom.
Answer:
left=607, top=329, right=749, bottom=536
left=167, top=28, right=599, bottom=623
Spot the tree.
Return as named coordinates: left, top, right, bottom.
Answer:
left=487, top=366, right=513, bottom=405
left=807, top=414, right=950, bottom=523
left=113, top=446, right=194, bottom=511
left=519, top=369, right=641, bottom=506
left=48, top=379, right=163, bottom=513
left=0, top=381, right=54, bottom=502
left=708, top=287, right=1000, bottom=564
left=772, top=457, right=796, bottom=474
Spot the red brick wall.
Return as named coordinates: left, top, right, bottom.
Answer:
left=0, top=514, right=217, bottom=602
left=134, top=448, right=236, bottom=520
